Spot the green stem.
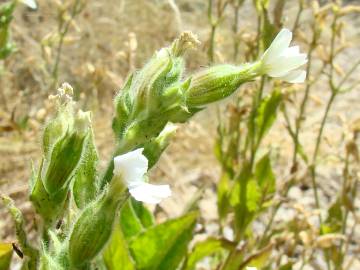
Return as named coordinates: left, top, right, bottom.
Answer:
left=311, top=91, right=336, bottom=216
left=221, top=76, right=265, bottom=270
left=292, top=0, right=303, bottom=33
left=208, top=24, right=217, bottom=63
left=52, top=0, right=81, bottom=87
left=232, top=2, right=240, bottom=61
left=291, top=29, right=317, bottom=167
left=335, top=152, right=350, bottom=270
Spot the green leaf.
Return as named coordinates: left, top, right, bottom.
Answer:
left=244, top=247, right=271, bottom=268
left=0, top=243, right=13, bottom=270
left=103, top=225, right=135, bottom=270
left=129, top=212, right=198, bottom=270
left=254, top=153, right=276, bottom=198
left=246, top=179, right=261, bottom=212
left=255, top=90, right=282, bottom=146
left=230, top=164, right=255, bottom=235
left=73, top=130, right=99, bottom=209
left=130, top=198, right=154, bottom=228
left=120, top=200, right=145, bottom=241
left=184, top=238, right=234, bottom=270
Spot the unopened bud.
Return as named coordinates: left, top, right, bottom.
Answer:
left=69, top=178, right=127, bottom=267
left=43, top=129, right=87, bottom=194
left=185, top=63, right=261, bottom=108
left=113, top=33, right=189, bottom=145
left=42, top=109, right=91, bottom=195
left=30, top=169, right=68, bottom=225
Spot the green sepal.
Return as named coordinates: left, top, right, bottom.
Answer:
left=68, top=178, right=127, bottom=267
left=73, top=129, right=99, bottom=209
left=30, top=164, right=69, bottom=226
left=43, top=131, right=87, bottom=195
left=185, top=63, right=260, bottom=108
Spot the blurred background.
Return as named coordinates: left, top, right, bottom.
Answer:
left=0, top=0, right=359, bottom=269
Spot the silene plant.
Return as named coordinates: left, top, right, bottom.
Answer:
left=2, top=29, right=306, bottom=270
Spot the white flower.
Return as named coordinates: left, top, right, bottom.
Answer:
left=19, top=0, right=37, bottom=9
left=113, top=148, right=171, bottom=204
left=260, top=28, right=307, bottom=83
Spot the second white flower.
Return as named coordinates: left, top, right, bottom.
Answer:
left=113, top=148, right=171, bottom=204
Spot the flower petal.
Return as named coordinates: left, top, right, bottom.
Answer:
left=278, top=69, right=306, bottom=83
left=19, top=0, right=37, bottom=9
left=129, top=183, right=172, bottom=204
left=262, top=28, right=292, bottom=64
left=113, top=148, right=148, bottom=186
left=284, top=46, right=300, bottom=57
left=266, top=54, right=307, bottom=77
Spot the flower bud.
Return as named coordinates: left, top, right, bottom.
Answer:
left=42, top=132, right=86, bottom=194
left=42, top=110, right=91, bottom=194
left=112, top=32, right=198, bottom=147
left=68, top=178, right=127, bottom=267
left=30, top=168, right=68, bottom=225
left=113, top=52, right=183, bottom=137
left=185, top=63, right=261, bottom=108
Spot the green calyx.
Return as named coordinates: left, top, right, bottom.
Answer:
left=43, top=131, right=86, bottom=194
left=68, top=178, right=127, bottom=267
left=184, top=61, right=262, bottom=108
left=112, top=44, right=189, bottom=148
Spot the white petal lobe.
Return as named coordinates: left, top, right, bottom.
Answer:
left=260, top=28, right=307, bottom=84
left=129, top=183, right=172, bottom=204
left=20, top=0, right=37, bottom=9
left=113, top=149, right=172, bottom=204
left=113, top=148, right=148, bottom=186
left=279, top=70, right=306, bottom=83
